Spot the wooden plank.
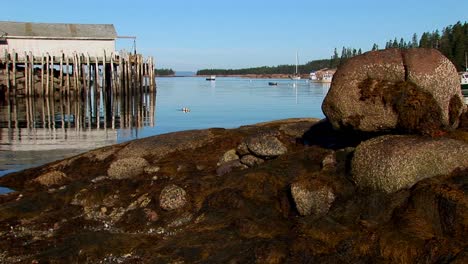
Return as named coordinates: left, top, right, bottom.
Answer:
left=60, top=53, right=64, bottom=95
left=50, top=55, right=54, bottom=96
left=4, top=49, right=10, bottom=96
left=30, top=52, right=34, bottom=97
left=12, top=50, right=17, bottom=94
left=45, top=53, right=50, bottom=96
left=41, top=55, right=44, bottom=96
left=24, top=52, right=29, bottom=96
left=66, top=56, right=70, bottom=96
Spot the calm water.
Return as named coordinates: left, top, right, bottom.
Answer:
left=0, top=77, right=328, bottom=191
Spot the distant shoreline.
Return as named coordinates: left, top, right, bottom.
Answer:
left=160, top=74, right=311, bottom=79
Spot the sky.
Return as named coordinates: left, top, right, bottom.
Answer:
left=2, top=0, right=467, bottom=72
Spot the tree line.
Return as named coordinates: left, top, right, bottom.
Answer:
left=155, top=68, right=175, bottom=76
left=197, top=21, right=467, bottom=75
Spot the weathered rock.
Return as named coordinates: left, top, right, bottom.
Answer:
left=246, top=134, right=287, bottom=158
left=352, top=135, right=468, bottom=193
left=278, top=119, right=320, bottom=137
left=159, top=184, right=187, bottom=211
left=236, top=142, right=250, bottom=156
left=217, top=149, right=239, bottom=166
left=116, top=129, right=217, bottom=160
left=322, top=48, right=466, bottom=134
left=240, top=155, right=264, bottom=167
left=144, top=166, right=160, bottom=174
left=34, top=170, right=67, bottom=186
left=107, top=157, right=149, bottom=179
left=321, top=151, right=337, bottom=171
left=290, top=179, right=336, bottom=216
left=216, top=160, right=248, bottom=176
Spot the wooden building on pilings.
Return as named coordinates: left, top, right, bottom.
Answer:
left=0, top=21, right=156, bottom=98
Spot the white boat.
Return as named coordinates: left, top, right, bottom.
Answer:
left=309, top=72, right=317, bottom=81
left=206, top=75, right=216, bottom=81
left=321, top=71, right=333, bottom=83
left=461, top=72, right=468, bottom=104
left=461, top=72, right=468, bottom=89
left=290, top=52, right=301, bottom=80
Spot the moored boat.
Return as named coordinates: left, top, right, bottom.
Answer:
left=309, top=72, right=317, bottom=81
left=206, top=75, right=216, bottom=81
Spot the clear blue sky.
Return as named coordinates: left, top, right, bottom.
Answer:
left=3, top=0, right=467, bottom=71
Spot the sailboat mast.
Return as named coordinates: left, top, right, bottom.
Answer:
left=295, top=52, right=298, bottom=75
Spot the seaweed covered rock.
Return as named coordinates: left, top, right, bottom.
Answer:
left=107, top=157, right=149, bottom=179
left=351, top=135, right=468, bottom=193
left=322, top=48, right=466, bottom=135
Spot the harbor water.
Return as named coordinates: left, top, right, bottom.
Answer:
left=0, top=77, right=329, bottom=192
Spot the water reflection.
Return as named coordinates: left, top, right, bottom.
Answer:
left=0, top=91, right=156, bottom=184
left=0, top=92, right=156, bottom=152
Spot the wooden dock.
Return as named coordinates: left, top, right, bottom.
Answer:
left=0, top=50, right=156, bottom=98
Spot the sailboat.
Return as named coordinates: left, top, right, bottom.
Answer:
left=290, top=52, right=301, bottom=80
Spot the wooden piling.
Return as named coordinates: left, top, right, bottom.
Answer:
left=0, top=50, right=156, bottom=97
left=45, top=53, right=50, bottom=97
left=59, top=53, right=63, bottom=95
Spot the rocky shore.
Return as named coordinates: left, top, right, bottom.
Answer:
left=0, top=48, right=467, bottom=263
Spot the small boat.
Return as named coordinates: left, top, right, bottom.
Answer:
left=320, top=72, right=333, bottom=83
left=268, top=82, right=278, bottom=86
left=309, top=72, right=317, bottom=81
left=461, top=72, right=468, bottom=90
left=206, top=75, right=216, bottom=81
left=461, top=72, right=468, bottom=104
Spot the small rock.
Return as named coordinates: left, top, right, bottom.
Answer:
left=321, top=151, right=337, bottom=171
left=216, top=160, right=248, bottom=176
left=236, top=142, right=250, bottom=156
left=240, top=155, right=264, bottom=167
left=159, top=184, right=187, bottom=211
left=217, top=149, right=239, bottom=166
left=144, top=209, right=159, bottom=222
left=291, top=180, right=336, bottom=216
left=246, top=134, right=287, bottom=158
left=144, top=166, right=160, bottom=174
left=107, top=157, right=149, bottom=179
left=34, top=171, right=67, bottom=186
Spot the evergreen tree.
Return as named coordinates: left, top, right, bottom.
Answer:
left=411, top=33, right=418, bottom=48
left=399, top=38, right=406, bottom=49
left=358, top=48, right=362, bottom=55
left=419, top=32, right=430, bottom=48
left=371, top=43, right=379, bottom=51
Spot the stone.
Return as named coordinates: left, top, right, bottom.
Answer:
left=107, top=157, right=149, bottom=179
left=236, top=142, right=250, bottom=156
left=217, top=149, right=239, bottom=166
left=290, top=179, right=336, bottom=216
left=144, top=166, right=160, bottom=174
left=34, top=171, right=67, bottom=186
left=216, top=160, right=248, bottom=176
left=322, top=48, right=466, bottom=134
left=321, top=151, right=337, bottom=171
left=240, top=155, right=264, bottom=167
left=351, top=135, right=468, bottom=193
left=159, top=184, right=187, bottom=211
left=246, top=134, right=287, bottom=158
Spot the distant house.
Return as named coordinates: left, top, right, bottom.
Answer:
left=0, top=21, right=117, bottom=58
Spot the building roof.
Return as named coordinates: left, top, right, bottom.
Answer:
left=0, top=21, right=117, bottom=40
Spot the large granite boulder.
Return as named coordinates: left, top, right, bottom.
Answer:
left=351, top=135, right=468, bottom=193
left=322, top=48, right=466, bottom=135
